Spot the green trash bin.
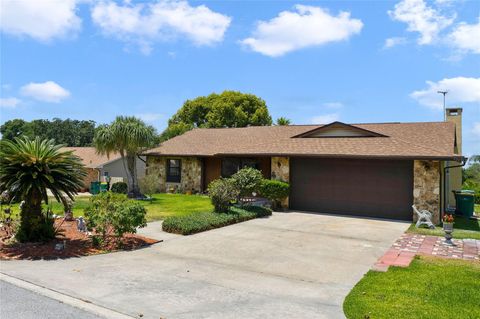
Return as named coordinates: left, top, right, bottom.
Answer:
left=90, top=181, right=100, bottom=195
left=100, top=182, right=108, bottom=192
left=453, top=190, right=475, bottom=218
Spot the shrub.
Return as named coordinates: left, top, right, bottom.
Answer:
left=85, top=192, right=147, bottom=246
left=139, top=170, right=161, bottom=199
left=111, top=182, right=128, bottom=194
left=162, top=206, right=272, bottom=235
left=259, top=179, right=290, bottom=209
left=231, top=167, right=263, bottom=198
left=208, top=178, right=239, bottom=213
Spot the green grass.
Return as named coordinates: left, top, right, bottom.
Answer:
left=162, top=206, right=272, bottom=235
left=2, top=193, right=213, bottom=222
left=343, top=256, right=480, bottom=319
left=407, top=215, right=480, bottom=240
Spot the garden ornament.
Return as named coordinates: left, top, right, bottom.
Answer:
left=64, top=197, right=74, bottom=221
left=77, top=216, right=87, bottom=232
left=412, top=205, right=435, bottom=229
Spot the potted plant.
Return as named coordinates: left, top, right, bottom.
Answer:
left=442, top=214, right=455, bottom=244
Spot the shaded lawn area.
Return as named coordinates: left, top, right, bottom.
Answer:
left=407, top=215, right=480, bottom=240
left=343, top=256, right=480, bottom=319
left=3, top=193, right=213, bottom=222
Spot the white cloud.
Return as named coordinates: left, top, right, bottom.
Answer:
left=0, top=0, right=81, bottom=42
left=383, top=36, right=408, bottom=48
left=311, top=113, right=340, bottom=124
left=0, top=97, right=21, bottom=108
left=91, top=0, right=231, bottom=54
left=20, top=81, right=70, bottom=103
left=410, top=77, right=480, bottom=109
left=136, top=113, right=164, bottom=122
left=388, top=0, right=455, bottom=45
left=323, top=102, right=344, bottom=109
left=240, top=5, right=363, bottom=57
left=448, top=18, right=480, bottom=54
left=473, top=122, right=480, bottom=138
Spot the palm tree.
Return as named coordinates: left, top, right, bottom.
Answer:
left=0, top=137, right=86, bottom=242
left=276, top=117, right=291, bottom=126
left=94, top=116, right=157, bottom=197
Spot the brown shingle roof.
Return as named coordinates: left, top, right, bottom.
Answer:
left=61, top=147, right=121, bottom=168
left=145, top=122, right=459, bottom=159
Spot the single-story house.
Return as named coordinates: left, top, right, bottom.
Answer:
left=62, top=147, right=146, bottom=191
left=144, top=108, right=464, bottom=224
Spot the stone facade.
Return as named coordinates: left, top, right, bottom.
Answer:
left=413, top=160, right=441, bottom=224
left=146, top=156, right=202, bottom=193
left=271, top=157, right=289, bottom=182
left=271, top=157, right=290, bottom=208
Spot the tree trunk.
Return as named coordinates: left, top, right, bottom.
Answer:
left=126, top=154, right=141, bottom=198
left=17, top=191, right=54, bottom=242
left=119, top=151, right=133, bottom=193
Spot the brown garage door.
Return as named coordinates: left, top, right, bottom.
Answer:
left=290, top=158, right=413, bottom=220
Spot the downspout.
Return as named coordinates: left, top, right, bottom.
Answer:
left=443, top=157, right=467, bottom=217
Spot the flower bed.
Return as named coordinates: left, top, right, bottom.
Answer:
left=162, top=206, right=272, bottom=235
left=0, top=219, right=158, bottom=260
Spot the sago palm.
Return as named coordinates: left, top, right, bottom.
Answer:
left=94, top=116, right=157, bottom=197
left=0, top=137, right=86, bottom=242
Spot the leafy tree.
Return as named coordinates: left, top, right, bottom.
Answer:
left=0, top=119, right=32, bottom=140
left=159, top=122, right=193, bottom=142
left=0, top=118, right=96, bottom=146
left=0, top=137, right=86, bottom=242
left=161, top=91, right=272, bottom=140
left=276, top=117, right=291, bottom=126
left=94, top=116, right=157, bottom=197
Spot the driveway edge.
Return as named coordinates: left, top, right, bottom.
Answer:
left=0, top=272, right=135, bottom=319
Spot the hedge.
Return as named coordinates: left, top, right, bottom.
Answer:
left=162, top=205, right=272, bottom=235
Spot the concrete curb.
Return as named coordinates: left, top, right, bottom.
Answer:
left=0, top=272, right=135, bottom=319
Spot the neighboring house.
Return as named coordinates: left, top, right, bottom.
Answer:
left=144, top=108, right=464, bottom=224
left=62, top=147, right=146, bottom=191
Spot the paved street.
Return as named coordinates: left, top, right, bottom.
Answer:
left=0, top=212, right=408, bottom=319
left=0, top=280, right=102, bottom=319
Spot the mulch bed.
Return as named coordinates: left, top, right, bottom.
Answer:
left=0, top=219, right=159, bottom=260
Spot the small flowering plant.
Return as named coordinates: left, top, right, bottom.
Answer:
left=442, top=214, right=455, bottom=224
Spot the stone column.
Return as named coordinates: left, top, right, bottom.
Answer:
left=271, top=157, right=290, bottom=209
left=413, top=160, right=441, bottom=224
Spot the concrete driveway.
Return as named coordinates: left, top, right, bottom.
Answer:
left=0, top=212, right=408, bottom=319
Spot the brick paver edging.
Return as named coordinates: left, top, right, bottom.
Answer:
left=373, top=233, right=480, bottom=272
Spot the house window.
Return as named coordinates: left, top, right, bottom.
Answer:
left=166, top=159, right=181, bottom=183
left=221, top=158, right=259, bottom=177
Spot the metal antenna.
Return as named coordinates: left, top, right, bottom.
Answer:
left=437, top=90, right=448, bottom=121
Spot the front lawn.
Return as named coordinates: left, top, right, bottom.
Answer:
left=2, top=193, right=213, bottom=222
left=343, top=256, right=480, bottom=319
left=407, top=215, right=480, bottom=240
left=162, top=206, right=272, bottom=235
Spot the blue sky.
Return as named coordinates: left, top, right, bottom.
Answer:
left=1, top=0, right=479, bottom=155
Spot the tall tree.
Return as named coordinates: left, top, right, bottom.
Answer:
left=161, top=91, right=272, bottom=141
left=0, top=137, right=86, bottom=242
left=276, top=117, right=291, bottom=126
left=0, top=118, right=96, bottom=146
left=94, top=116, right=157, bottom=197
left=0, top=119, right=32, bottom=140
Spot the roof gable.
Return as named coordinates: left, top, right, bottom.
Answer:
left=292, top=122, right=388, bottom=138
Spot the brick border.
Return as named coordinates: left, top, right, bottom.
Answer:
left=373, top=233, right=480, bottom=271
